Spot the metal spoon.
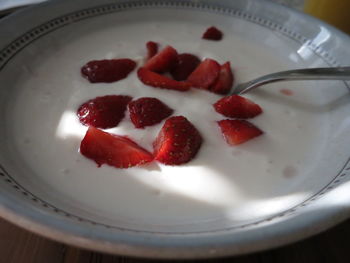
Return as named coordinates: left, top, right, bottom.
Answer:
left=233, top=67, right=350, bottom=95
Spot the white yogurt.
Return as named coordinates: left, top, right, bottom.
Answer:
left=4, top=12, right=336, bottom=230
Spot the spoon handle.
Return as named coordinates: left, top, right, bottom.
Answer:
left=235, top=67, right=350, bottom=95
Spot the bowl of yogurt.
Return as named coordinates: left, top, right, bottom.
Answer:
left=0, top=0, right=350, bottom=259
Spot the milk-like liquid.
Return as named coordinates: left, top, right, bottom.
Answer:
left=5, top=13, right=332, bottom=230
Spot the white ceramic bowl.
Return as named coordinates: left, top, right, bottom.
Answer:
left=0, top=0, right=350, bottom=259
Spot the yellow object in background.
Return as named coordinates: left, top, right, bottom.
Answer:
left=304, top=0, right=350, bottom=34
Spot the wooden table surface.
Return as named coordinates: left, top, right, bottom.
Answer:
left=1, top=216, right=350, bottom=263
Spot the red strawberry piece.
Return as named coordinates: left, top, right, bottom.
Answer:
left=202, top=26, right=223, bottom=41
left=80, top=127, right=153, bottom=168
left=143, top=45, right=178, bottom=73
left=128, top=97, right=173, bottom=128
left=187, top=58, right=220, bottom=90
left=170, top=53, right=201, bottom=81
left=81, top=59, right=136, bottom=83
left=153, top=116, right=202, bottom=165
left=210, top=62, right=234, bottom=95
left=280, top=88, right=294, bottom=96
left=146, top=41, right=159, bottom=60
left=214, top=95, right=263, bottom=119
left=137, top=67, right=190, bottom=92
left=77, top=95, right=132, bottom=128
left=218, top=119, right=263, bottom=145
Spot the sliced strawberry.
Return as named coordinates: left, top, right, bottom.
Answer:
left=170, top=53, right=201, bottom=81
left=80, top=127, right=153, bottom=168
left=77, top=95, right=132, bottom=128
left=81, top=59, right=136, bottom=83
left=146, top=41, right=159, bottom=60
left=143, top=45, right=178, bottom=73
left=214, top=95, right=263, bottom=119
left=153, top=116, right=202, bottom=165
left=137, top=67, right=190, bottom=92
left=187, top=58, right=220, bottom=90
left=128, top=97, right=173, bottom=128
left=210, top=62, right=234, bottom=95
left=218, top=119, right=263, bottom=145
left=202, top=26, right=223, bottom=41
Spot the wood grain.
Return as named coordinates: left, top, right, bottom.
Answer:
left=1, top=216, right=349, bottom=263
left=0, top=218, right=64, bottom=263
